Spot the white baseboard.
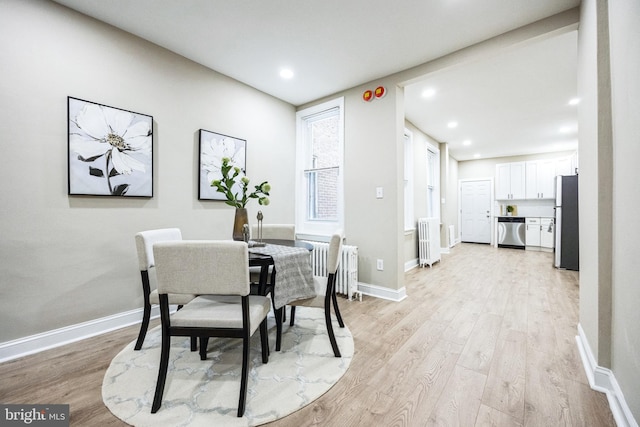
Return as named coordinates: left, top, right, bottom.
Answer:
left=357, top=282, right=407, bottom=302
left=576, top=324, right=638, bottom=427
left=405, top=258, right=419, bottom=272
left=440, top=246, right=450, bottom=254
left=0, top=306, right=169, bottom=363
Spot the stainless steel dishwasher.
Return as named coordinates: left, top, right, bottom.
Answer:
left=497, top=217, right=526, bottom=249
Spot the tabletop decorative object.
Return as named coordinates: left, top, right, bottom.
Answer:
left=252, top=210, right=266, bottom=247
left=210, top=157, right=270, bottom=240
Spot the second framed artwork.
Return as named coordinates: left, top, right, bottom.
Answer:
left=198, top=129, right=247, bottom=201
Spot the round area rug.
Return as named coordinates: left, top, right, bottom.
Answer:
left=102, top=307, right=353, bottom=426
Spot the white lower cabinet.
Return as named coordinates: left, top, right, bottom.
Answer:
left=540, top=218, right=555, bottom=249
left=525, top=218, right=541, bottom=247
left=526, top=217, right=554, bottom=251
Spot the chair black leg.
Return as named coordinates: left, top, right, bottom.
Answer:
left=289, top=306, right=296, bottom=326
left=332, top=292, right=345, bottom=328
left=134, top=302, right=151, bottom=351
left=324, top=282, right=341, bottom=357
left=238, top=334, right=250, bottom=417
left=151, top=327, right=171, bottom=413
left=199, top=337, right=209, bottom=360
left=260, top=319, right=269, bottom=364
left=275, top=307, right=283, bottom=351
left=324, top=307, right=341, bottom=358
left=190, top=337, right=197, bottom=351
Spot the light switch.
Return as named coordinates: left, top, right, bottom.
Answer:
left=376, top=187, right=383, bottom=199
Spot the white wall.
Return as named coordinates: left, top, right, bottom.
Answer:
left=577, top=0, right=639, bottom=423
left=577, top=0, right=607, bottom=371
left=340, top=79, right=405, bottom=291
left=607, top=0, right=640, bottom=419
left=444, top=153, right=459, bottom=245
left=402, top=121, right=445, bottom=267
left=0, top=0, right=295, bottom=342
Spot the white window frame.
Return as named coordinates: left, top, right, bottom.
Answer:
left=404, top=128, right=415, bottom=232
left=426, top=143, right=441, bottom=220
left=295, top=97, right=344, bottom=239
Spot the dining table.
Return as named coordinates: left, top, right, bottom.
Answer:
left=248, top=239, right=315, bottom=351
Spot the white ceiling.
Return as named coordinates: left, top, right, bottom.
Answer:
left=52, top=0, right=580, bottom=162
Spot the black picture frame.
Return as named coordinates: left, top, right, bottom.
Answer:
left=198, top=129, right=247, bottom=201
left=67, top=96, right=153, bottom=197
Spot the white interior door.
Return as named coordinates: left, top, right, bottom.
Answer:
left=460, top=180, right=492, bottom=244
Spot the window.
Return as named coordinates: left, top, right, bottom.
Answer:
left=427, top=145, right=440, bottom=219
left=296, top=98, right=344, bottom=237
left=404, top=129, right=414, bottom=231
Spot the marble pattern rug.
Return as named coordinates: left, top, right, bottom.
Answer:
left=102, top=307, right=353, bottom=426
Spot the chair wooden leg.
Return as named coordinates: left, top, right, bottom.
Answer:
left=151, top=327, right=171, bottom=413
left=238, top=334, right=250, bottom=417
left=190, top=337, right=197, bottom=351
left=289, top=305, right=296, bottom=326
left=332, top=292, right=345, bottom=328
left=134, top=302, right=151, bottom=351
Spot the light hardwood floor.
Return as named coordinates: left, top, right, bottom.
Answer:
left=0, top=243, right=615, bottom=426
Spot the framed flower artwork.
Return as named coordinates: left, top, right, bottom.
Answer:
left=67, top=97, right=153, bottom=197
left=198, top=129, right=247, bottom=201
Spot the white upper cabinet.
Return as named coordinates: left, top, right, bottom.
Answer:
left=498, top=154, right=577, bottom=201
left=556, top=156, right=573, bottom=176
left=496, top=162, right=525, bottom=200
left=525, top=159, right=556, bottom=199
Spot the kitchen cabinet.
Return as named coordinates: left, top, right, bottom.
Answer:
left=525, top=217, right=554, bottom=251
left=540, top=218, right=554, bottom=249
left=525, top=218, right=541, bottom=246
left=525, top=159, right=555, bottom=199
left=556, top=156, right=573, bottom=176
left=496, top=162, right=525, bottom=200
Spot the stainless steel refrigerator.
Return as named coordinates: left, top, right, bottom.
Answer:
left=554, top=175, right=579, bottom=270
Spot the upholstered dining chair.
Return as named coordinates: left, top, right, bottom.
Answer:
left=250, top=223, right=296, bottom=241
left=134, top=228, right=196, bottom=351
left=288, top=232, right=345, bottom=357
left=151, top=240, right=271, bottom=417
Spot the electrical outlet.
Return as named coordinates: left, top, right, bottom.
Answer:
left=376, top=259, right=384, bottom=271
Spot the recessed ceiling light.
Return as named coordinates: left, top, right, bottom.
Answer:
left=568, top=97, right=580, bottom=106
left=473, top=153, right=481, bottom=158
left=447, top=121, right=458, bottom=129
left=463, top=139, right=472, bottom=146
left=422, top=88, right=436, bottom=98
left=279, top=68, right=294, bottom=79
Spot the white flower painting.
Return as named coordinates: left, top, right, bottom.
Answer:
left=68, top=97, right=153, bottom=197
left=198, top=129, right=246, bottom=200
